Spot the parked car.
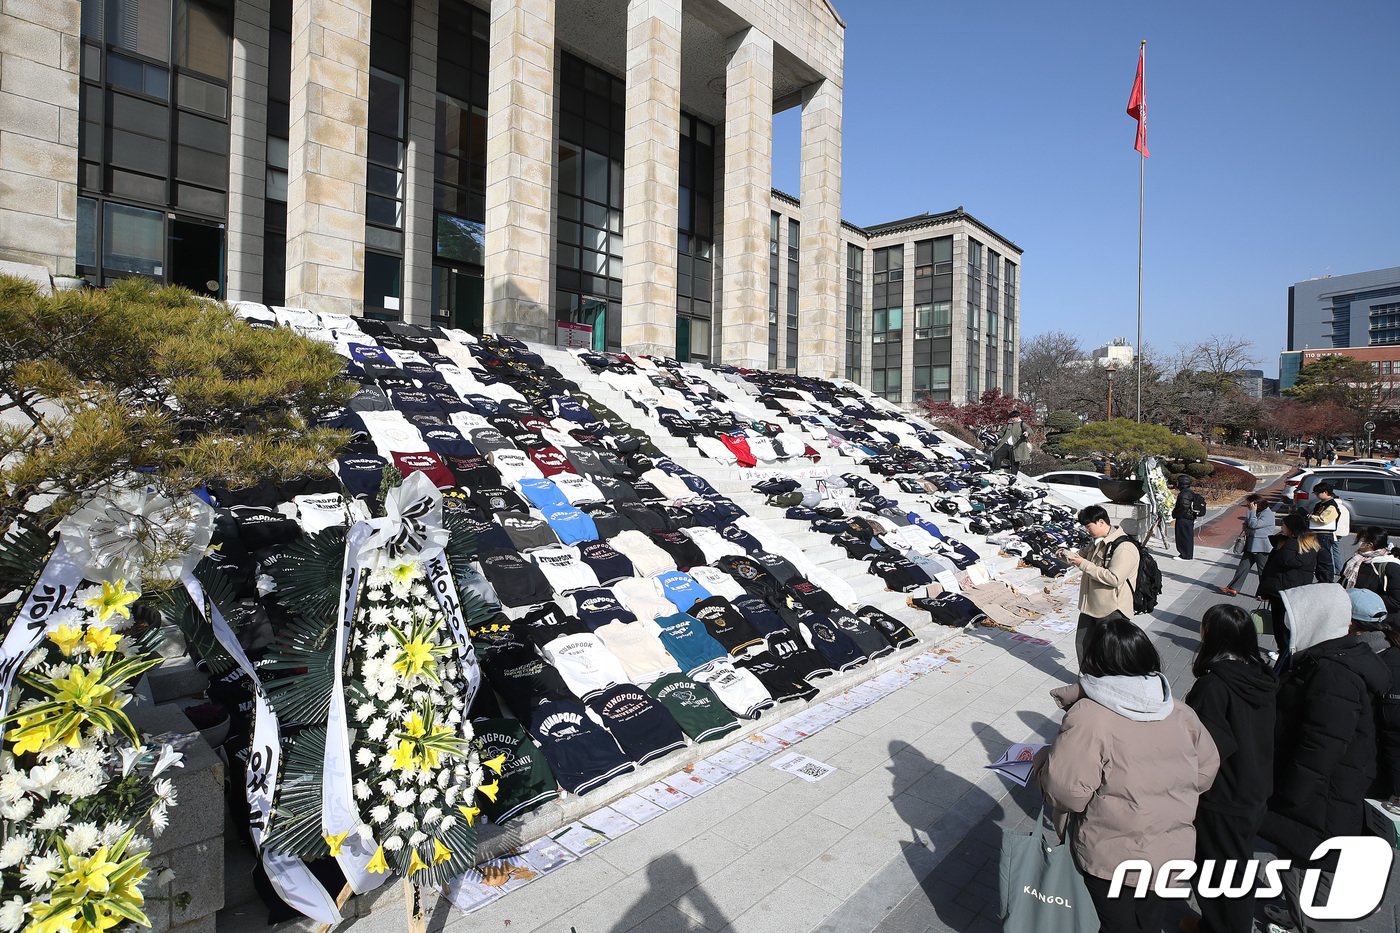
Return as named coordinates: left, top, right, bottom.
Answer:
left=1345, top=458, right=1400, bottom=470
left=1293, top=468, right=1400, bottom=529
left=1032, top=470, right=1111, bottom=510
left=1284, top=463, right=1400, bottom=503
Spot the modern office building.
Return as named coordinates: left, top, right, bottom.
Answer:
left=0, top=0, right=1020, bottom=402
left=1279, top=346, right=1400, bottom=395
left=1287, top=267, right=1400, bottom=351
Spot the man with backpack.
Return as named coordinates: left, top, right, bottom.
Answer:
left=1171, top=475, right=1208, bottom=560
left=1064, top=504, right=1144, bottom=666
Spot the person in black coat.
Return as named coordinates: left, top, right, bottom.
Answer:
left=1184, top=604, right=1277, bottom=933
left=1257, top=510, right=1321, bottom=663
left=1349, top=588, right=1400, bottom=808
left=1262, top=583, right=1391, bottom=931
left=1343, top=527, right=1400, bottom=616
left=1171, top=475, right=1206, bottom=560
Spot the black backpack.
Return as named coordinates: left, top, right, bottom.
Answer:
left=1107, top=535, right=1163, bottom=615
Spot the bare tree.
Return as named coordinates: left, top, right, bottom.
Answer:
left=1018, top=331, right=1086, bottom=414
left=1175, top=336, right=1258, bottom=447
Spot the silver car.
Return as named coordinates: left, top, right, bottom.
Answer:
left=1294, top=469, right=1400, bottom=529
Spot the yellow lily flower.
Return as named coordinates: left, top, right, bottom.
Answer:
left=366, top=846, right=389, bottom=874
left=477, top=781, right=499, bottom=803
left=84, top=627, right=122, bottom=655
left=457, top=805, right=481, bottom=826
left=409, top=850, right=429, bottom=876
left=433, top=839, right=452, bottom=865
left=323, top=831, right=350, bottom=857
left=48, top=624, right=85, bottom=655
left=401, top=712, right=426, bottom=738
left=390, top=740, right=418, bottom=772
left=58, top=845, right=119, bottom=898
left=393, top=634, right=437, bottom=681
left=10, top=713, right=52, bottom=756
left=388, top=561, right=422, bottom=589
left=83, top=579, right=140, bottom=624
left=483, top=753, right=507, bottom=774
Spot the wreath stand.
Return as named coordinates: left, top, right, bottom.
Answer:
left=314, top=880, right=427, bottom=932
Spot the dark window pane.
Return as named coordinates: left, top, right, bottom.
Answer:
left=366, top=194, right=401, bottom=228
left=367, top=163, right=400, bottom=197
left=176, top=0, right=232, bottom=81
left=76, top=197, right=97, bottom=267
left=102, top=201, right=164, bottom=274
left=368, top=70, right=404, bottom=136
left=108, top=0, right=170, bottom=61
left=110, top=92, right=168, bottom=139
left=364, top=250, right=402, bottom=313
left=176, top=182, right=225, bottom=215
left=177, top=73, right=225, bottom=117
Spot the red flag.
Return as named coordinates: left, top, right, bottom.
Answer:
left=1126, top=47, right=1148, bottom=157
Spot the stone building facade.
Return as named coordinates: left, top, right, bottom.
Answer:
left=0, top=0, right=1020, bottom=402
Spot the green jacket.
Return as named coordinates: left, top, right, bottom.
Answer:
left=999, top=420, right=1032, bottom=463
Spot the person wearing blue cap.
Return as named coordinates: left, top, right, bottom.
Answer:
left=1347, top=587, right=1400, bottom=815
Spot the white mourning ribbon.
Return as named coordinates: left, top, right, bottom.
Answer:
left=321, top=473, right=480, bottom=890
left=0, top=542, right=84, bottom=744
left=181, top=571, right=341, bottom=923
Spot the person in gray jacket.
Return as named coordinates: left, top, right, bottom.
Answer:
left=1220, top=494, right=1274, bottom=597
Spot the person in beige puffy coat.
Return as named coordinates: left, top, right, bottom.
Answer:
left=1065, top=505, right=1140, bottom=665
left=1037, top=617, right=1220, bottom=933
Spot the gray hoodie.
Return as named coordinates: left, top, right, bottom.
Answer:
left=1080, top=672, right=1174, bottom=722
left=1280, top=582, right=1351, bottom=655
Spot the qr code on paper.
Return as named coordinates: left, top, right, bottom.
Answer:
left=771, top=753, right=836, bottom=783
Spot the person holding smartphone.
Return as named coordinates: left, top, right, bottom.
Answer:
left=1220, top=494, right=1274, bottom=597
left=1064, top=505, right=1141, bottom=666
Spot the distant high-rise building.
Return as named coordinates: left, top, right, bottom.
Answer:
left=1090, top=339, right=1134, bottom=368
left=1288, top=267, right=1400, bottom=351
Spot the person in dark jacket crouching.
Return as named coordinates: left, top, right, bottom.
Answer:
left=1262, top=583, right=1391, bottom=931
left=1183, top=604, right=1276, bottom=933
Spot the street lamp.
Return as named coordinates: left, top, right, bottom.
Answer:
left=1106, top=360, right=1119, bottom=419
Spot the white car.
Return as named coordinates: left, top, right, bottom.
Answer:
left=1033, top=470, right=1111, bottom=510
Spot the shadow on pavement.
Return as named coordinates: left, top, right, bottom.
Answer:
left=608, top=854, right=726, bottom=933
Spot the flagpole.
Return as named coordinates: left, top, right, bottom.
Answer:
left=1135, top=39, right=1145, bottom=423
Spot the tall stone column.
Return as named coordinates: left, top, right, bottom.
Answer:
left=402, top=0, right=438, bottom=324
left=798, top=78, right=842, bottom=378
left=482, top=0, right=555, bottom=343
left=619, top=0, right=682, bottom=359
left=226, top=0, right=271, bottom=303
left=0, top=1, right=80, bottom=275
left=718, top=27, right=772, bottom=369
left=285, top=0, right=371, bottom=316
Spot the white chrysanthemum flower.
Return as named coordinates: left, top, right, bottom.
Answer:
left=378, top=754, right=395, bottom=774
left=459, top=720, right=473, bottom=741
left=153, top=778, right=176, bottom=803
left=436, top=768, right=452, bottom=789
left=0, top=797, right=33, bottom=822
left=379, top=779, right=397, bottom=796
left=383, top=835, right=403, bottom=852
left=129, top=834, right=150, bottom=853
left=100, top=822, right=129, bottom=847
left=419, top=787, right=438, bottom=805
left=439, top=815, right=457, bottom=833
left=391, top=607, right=413, bottom=625
left=392, top=790, right=415, bottom=808
left=0, top=772, right=24, bottom=807
left=422, top=806, right=442, bottom=826
left=149, top=804, right=169, bottom=836
left=470, top=766, right=484, bottom=789
left=354, top=781, right=371, bottom=801
left=414, top=768, right=432, bottom=785
left=20, top=854, right=58, bottom=890
left=408, top=831, right=426, bottom=847
left=355, top=747, right=374, bottom=767
left=409, top=584, right=429, bottom=599
left=0, top=895, right=26, bottom=932
left=0, top=834, right=33, bottom=869
left=64, top=823, right=100, bottom=854
left=367, top=718, right=389, bottom=742
left=356, top=702, right=376, bottom=720
left=55, top=770, right=101, bottom=799
left=370, top=805, right=390, bottom=824
left=393, top=811, right=414, bottom=830
left=34, top=803, right=69, bottom=831
left=21, top=652, right=49, bottom=674
left=376, top=683, right=396, bottom=702
left=385, top=700, right=406, bottom=718
left=367, top=607, right=391, bottom=627
left=443, top=785, right=459, bottom=806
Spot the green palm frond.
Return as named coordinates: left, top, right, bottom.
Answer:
left=148, top=558, right=242, bottom=675
left=263, top=725, right=330, bottom=860
left=265, top=527, right=347, bottom=624
left=261, top=612, right=336, bottom=726
left=0, top=527, right=56, bottom=627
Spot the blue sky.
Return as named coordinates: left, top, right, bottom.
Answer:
left=770, top=1, right=1400, bottom=377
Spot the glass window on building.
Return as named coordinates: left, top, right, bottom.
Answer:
left=768, top=212, right=780, bottom=368
left=675, top=114, right=714, bottom=361
left=432, top=0, right=488, bottom=331
left=786, top=217, right=799, bottom=368
left=260, top=3, right=290, bottom=305
left=556, top=53, right=624, bottom=350
left=845, top=243, right=863, bottom=382
left=77, top=0, right=232, bottom=295
left=360, top=0, right=410, bottom=317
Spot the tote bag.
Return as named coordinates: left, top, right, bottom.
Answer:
left=998, top=807, right=1098, bottom=933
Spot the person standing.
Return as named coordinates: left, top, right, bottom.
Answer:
left=1262, top=583, right=1390, bottom=932
left=1257, top=511, right=1321, bottom=664
left=1170, top=475, right=1207, bottom=561
left=1348, top=589, right=1400, bottom=812
left=1183, top=604, right=1277, bottom=933
left=1036, top=618, right=1219, bottom=933
left=1220, top=494, right=1273, bottom=597
left=992, top=410, right=1032, bottom=474
left=1063, top=504, right=1140, bottom=666
left=1308, top=481, right=1349, bottom=583
left=1303, top=442, right=1317, bottom=467
left=1341, top=527, right=1400, bottom=614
